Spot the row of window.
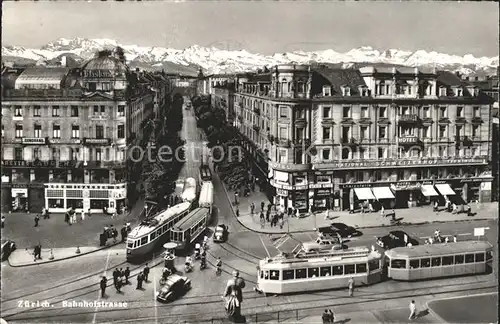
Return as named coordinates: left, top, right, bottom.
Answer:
left=8, top=147, right=126, bottom=161
left=390, top=252, right=491, bottom=269
left=10, top=105, right=125, bottom=118
left=261, top=260, right=380, bottom=281
left=7, top=124, right=125, bottom=139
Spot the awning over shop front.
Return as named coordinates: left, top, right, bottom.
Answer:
left=435, top=183, right=456, bottom=196
left=420, top=185, right=439, bottom=197
left=354, top=188, right=376, bottom=200
left=372, top=187, right=395, bottom=199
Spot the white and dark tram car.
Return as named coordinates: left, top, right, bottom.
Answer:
left=257, top=247, right=383, bottom=294
left=126, top=202, right=191, bottom=261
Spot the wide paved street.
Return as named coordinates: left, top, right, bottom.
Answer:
left=1, top=98, right=498, bottom=324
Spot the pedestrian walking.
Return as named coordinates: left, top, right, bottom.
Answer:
left=136, top=271, right=144, bottom=289
left=324, top=209, right=329, bottom=220
left=322, top=310, right=330, bottom=324
left=33, top=244, right=42, bottom=260
left=409, top=300, right=417, bottom=320
left=453, top=235, right=457, bottom=243
left=143, top=263, right=150, bottom=282
left=261, top=201, right=265, bottom=212
left=250, top=203, right=255, bottom=215
left=234, top=192, right=239, bottom=205
left=88, top=208, right=92, bottom=218
left=348, top=277, right=354, bottom=297
left=380, top=206, right=385, bottom=217
left=236, top=207, right=239, bottom=217
left=444, top=236, right=449, bottom=243
left=100, top=276, right=107, bottom=298
left=121, top=226, right=127, bottom=242
left=124, top=267, right=130, bottom=284
left=81, top=209, right=85, bottom=221
left=34, top=215, right=40, bottom=227
left=266, top=211, right=270, bottom=223
left=1, top=215, right=5, bottom=228
left=113, top=269, right=119, bottom=288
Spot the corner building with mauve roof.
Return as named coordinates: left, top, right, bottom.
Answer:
left=231, top=64, right=494, bottom=212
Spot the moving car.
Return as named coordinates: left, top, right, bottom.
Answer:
left=318, top=223, right=361, bottom=238
left=1, top=240, right=16, bottom=261
left=156, top=274, right=191, bottom=303
left=213, top=224, right=229, bottom=243
left=376, top=230, right=419, bottom=249
left=302, top=237, right=342, bottom=253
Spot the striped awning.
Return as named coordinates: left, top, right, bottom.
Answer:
left=354, top=188, right=376, bottom=200
left=421, top=185, right=439, bottom=197
left=435, top=183, right=456, bottom=196
left=372, top=187, right=395, bottom=199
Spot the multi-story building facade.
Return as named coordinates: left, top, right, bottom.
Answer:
left=1, top=55, right=168, bottom=213
left=232, top=64, right=494, bottom=212
left=212, top=82, right=236, bottom=125
left=197, top=74, right=235, bottom=96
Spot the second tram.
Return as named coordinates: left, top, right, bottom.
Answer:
left=126, top=202, right=192, bottom=260
left=170, top=207, right=210, bottom=252
left=257, top=247, right=383, bottom=294
left=199, top=164, right=212, bottom=183
left=198, top=181, right=214, bottom=214
left=385, top=240, right=493, bottom=281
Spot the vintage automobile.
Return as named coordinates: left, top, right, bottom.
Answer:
left=318, top=222, right=361, bottom=238
left=376, top=230, right=419, bottom=249
left=302, top=237, right=342, bottom=253
left=1, top=240, right=16, bottom=261
left=156, top=274, right=191, bottom=303
left=213, top=224, right=229, bottom=243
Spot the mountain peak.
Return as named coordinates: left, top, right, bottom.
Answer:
left=2, top=37, right=498, bottom=75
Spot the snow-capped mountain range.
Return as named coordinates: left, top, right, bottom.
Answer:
left=2, top=37, right=498, bottom=76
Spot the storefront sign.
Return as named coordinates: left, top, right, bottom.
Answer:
left=1, top=160, right=77, bottom=168
left=315, top=189, right=331, bottom=197
left=270, top=162, right=310, bottom=172
left=315, top=158, right=487, bottom=170
left=83, top=138, right=111, bottom=145
left=11, top=188, right=28, bottom=197
left=1, top=183, right=45, bottom=189
left=392, top=182, right=421, bottom=191
left=310, top=183, right=334, bottom=189
left=276, top=189, right=288, bottom=197
left=22, top=138, right=46, bottom=145
left=270, top=180, right=294, bottom=191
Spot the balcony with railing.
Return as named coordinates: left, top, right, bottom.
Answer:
left=342, top=137, right=358, bottom=146
left=398, top=114, right=420, bottom=124
left=293, top=138, right=311, bottom=146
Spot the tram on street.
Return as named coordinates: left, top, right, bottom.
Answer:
left=257, top=247, right=383, bottom=294
left=126, top=202, right=192, bottom=260
left=199, top=164, right=212, bottom=183
left=181, top=177, right=197, bottom=203
left=198, top=181, right=214, bottom=214
left=170, top=207, right=210, bottom=253
left=385, top=241, right=493, bottom=281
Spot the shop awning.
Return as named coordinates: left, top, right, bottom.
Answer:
left=421, top=185, right=439, bottom=197
left=354, top=188, right=376, bottom=200
left=372, top=187, right=395, bottom=199
left=435, top=183, right=456, bottom=196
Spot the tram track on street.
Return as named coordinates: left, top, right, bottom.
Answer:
left=1, top=253, right=167, bottom=315
left=6, top=277, right=496, bottom=323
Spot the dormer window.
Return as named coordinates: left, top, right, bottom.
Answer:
left=454, top=87, right=463, bottom=97
left=322, top=85, right=331, bottom=96
left=359, top=86, right=369, bottom=97
left=341, top=86, right=351, bottom=96
left=426, top=84, right=434, bottom=96
left=439, top=86, right=447, bottom=96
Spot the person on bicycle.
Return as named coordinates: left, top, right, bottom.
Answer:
left=186, top=255, right=193, bottom=267
left=162, top=268, right=170, bottom=281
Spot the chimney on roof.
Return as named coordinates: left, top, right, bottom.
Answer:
left=61, top=56, right=67, bottom=67
left=392, top=67, right=397, bottom=74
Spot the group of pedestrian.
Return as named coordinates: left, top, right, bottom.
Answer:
left=99, top=264, right=150, bottom=298
left=112, top=267, right=131, bottom=292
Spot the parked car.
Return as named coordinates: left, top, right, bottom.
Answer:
left=156, top=274, right=191, bottom=303
left=1, top=240, right=16, bottom=261
left=376, top=230, right=419, bottom=249
left=213, top=224, right=229, bottom=243
left=318, top=223, right=361, bottom=238
left=302, top=237, right=342, bottom=253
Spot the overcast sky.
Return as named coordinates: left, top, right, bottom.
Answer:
left=2, top=1, right=498, bottom=57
